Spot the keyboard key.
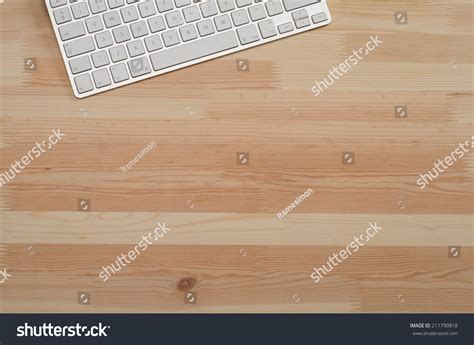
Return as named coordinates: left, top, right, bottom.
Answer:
left=162, top=29, right=180, bottom=46
left=294, top=17, right=311, bottom=28
left=248, top=4, right=266, bottom=21
left=128, top=56, right=152, bottom=77
left=64, top=36, right=95, bottom=58
left=92, top=68, right=112, bottom=88
left=165, top=10, right=183, bottom=28
left=283, top=0, right=319, bottom=12
left=312, top=12, right=328, bottom=24
left=295, top=18, right=310, bottom=28
left=292, top=9, right=310, bottom=29
left=156, top=0, right=174, bottom=13
left=175, top=0, right=191, bottom=8
left=69, top=55, right=92, bottom=74
left=231, top=9, right=249, bottom=26
left=148, top=16, right=166, bottom=32
left=277, top=22, right=293, bottom=34
left=292, top=9, right=308, bottom=21
left=126, top=40, right=146, bottom=57
left=59, top=21, right=86, bottom=41
left=258, top=19, right=276, bottom=39
left=179, top=24, right=198, bottom=42
left=50, top=0, right=67, bottom=8
left=130, top=21, right=148, bottom=38
left=121, top=6, right=139, bottom=23
left=108, top=0, right=125, bottom=9
left=95, top=31, right=114, bottom=48
left=71, top=2, right=90, bottom=19
left=85, top=16, right=104, bottom=33
left=236, top=0, right=252, bottom=8
left=110, top=63, right=129, bottom=82
left=103, top=11, right=121, bottom=28
left=214, top=14, right=232, bottom=31
left=89, top=0, right=107, bottom=14
left=200, top=1, right=218, bottom=18
left=74, top=74, right=94, bottom=93
left=236, top=23, right=259, bottom=45
left=265, top=0, right=283, bottom=16
left=138, top=1, right=157, bottom=18
left=53, top=7, right=72, bottom=24
left=150, top=30, right=238, bottom=70
left=113, top=26, right=131, bottom=43
left=144, top=34, right=163, bottom=52
left=217, top=0, right=235, bottom=13
left=109, top=45, right=128, bottom=62
left=183, top=6, right=201, bottom=23
left=91, top=50, right=110, bottom=67
left=197, top=19, right=215, bottom=37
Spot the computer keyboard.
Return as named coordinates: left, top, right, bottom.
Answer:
left=45, top=0, right=332, bottom=98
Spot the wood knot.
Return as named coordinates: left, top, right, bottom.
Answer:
left=177, top=277, right=196, bottom=292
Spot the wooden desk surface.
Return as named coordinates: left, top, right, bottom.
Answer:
left=0, top=0, right=472, bottom=313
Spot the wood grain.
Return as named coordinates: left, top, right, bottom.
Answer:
left=0, top=0, right=472, bottom=313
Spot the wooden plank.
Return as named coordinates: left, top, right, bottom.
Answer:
left=0, top=245, right=471, bottom=313
left=0, top=212, right=472, bottom=246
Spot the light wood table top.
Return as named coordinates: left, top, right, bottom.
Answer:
left=0, top=0, right=472, bottom=312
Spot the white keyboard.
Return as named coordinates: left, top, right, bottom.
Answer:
left=45, top=0, right=332, bottom=98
